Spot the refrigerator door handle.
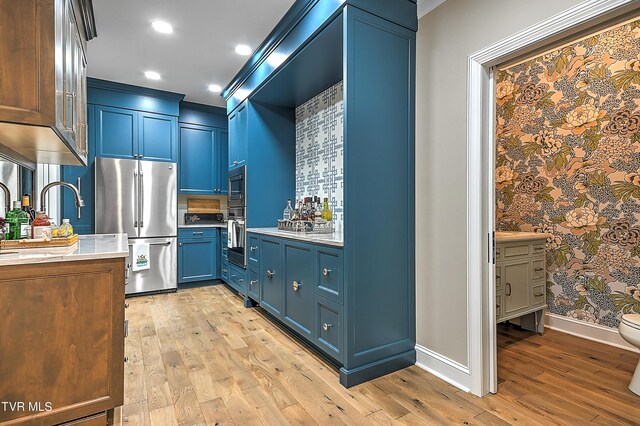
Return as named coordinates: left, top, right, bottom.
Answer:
left=139, top=170, right=144, bottom=228
left=133, top=170, right=138, bottom=228
left=128, top=241, right=172, bottom=247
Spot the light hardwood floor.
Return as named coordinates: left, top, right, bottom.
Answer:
left=115, top=284, right=640, bottom=426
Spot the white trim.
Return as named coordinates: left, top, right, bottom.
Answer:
left=417, top=0, right=446, bottom=19
left=466, top=0, right=638, bottom=397
left=414, top=344, right=471, bottom=393
left=545, top=312, right=639, bottom=353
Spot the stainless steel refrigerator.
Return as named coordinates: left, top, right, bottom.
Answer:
left=95, top=157, right=177, bottom=295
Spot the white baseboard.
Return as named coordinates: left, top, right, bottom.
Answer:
left=545, top=312, right=639, bottom=353
left=414, top=344, right=472, bottom=392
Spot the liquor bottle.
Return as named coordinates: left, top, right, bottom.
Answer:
left=31, top=211, right=52, bottom=239
left=22, top=194, right=34, bottom=221
left=6, top=201, right=30, bottom=240
left=283, top=199, right=293, bottom=220
left=322, top=198, right=333, bottom=221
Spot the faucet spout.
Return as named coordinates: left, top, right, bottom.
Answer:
left=40, top=181, right=84, bottom=217
left=0, top=182, right=10, bottom=214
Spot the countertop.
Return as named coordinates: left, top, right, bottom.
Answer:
left=0, top=234, right=129, bottom=266
left=496, top=231, right=551, bottom=243
left=179, top=223, right=227, bottom=229
left=247, top=227, right=344, bottom=247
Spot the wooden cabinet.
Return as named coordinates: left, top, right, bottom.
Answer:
left=496, top=238, right=547, bottom=325
left=177, top=228, right=218, bottom=283
left=0, top=258, right=125, bottom=425
left=0, top=0, right=95, bottom=166
left=95, top=106, right=177, bottom=163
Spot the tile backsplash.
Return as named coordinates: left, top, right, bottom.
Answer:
left=295, top=81, right=344, bottom=229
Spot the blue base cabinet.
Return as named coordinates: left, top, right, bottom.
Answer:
left=178, top=228, right=218, bottom=284
left=248, top=232, right=344, bottom=363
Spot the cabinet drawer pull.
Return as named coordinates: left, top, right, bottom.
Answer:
left=192, top=231, right=204, bottom=236
left=506, top=283, right=512, bottom=296
left=222, top=268, right=228, bottom=273
left=293, top=280, right=301, bottom=291
left=238, top=279, right=244, bottom=283
left=322, top=323, right=332, bottom=331
left=250, top=246, right=257, bottom=251
left=266, top=270, right=275, bottom=279
left=124, top=320, right=129, bottom=338
left=534, top=292, right=544, bottom=297
left=322, top=268, right=332, bottom=276
left=231, top=275, right=236, bottom=279
left=124, top=303, right=129, bottom=309
left=250, top=280, right=257, bottom=286
left=534, top=247, right=544, bottom=252
left=535, top=267, right=544, bottom=272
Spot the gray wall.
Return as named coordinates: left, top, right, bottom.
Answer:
left=416, top=0, right=584, bottom=366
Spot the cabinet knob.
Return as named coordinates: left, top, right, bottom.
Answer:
left=124, top=356, right=129, bottom=363
left=293, top=280, right=301, bottom=291
left=124, top=303, right=129, bottom=309
left=266, top=270, right=275, bottom=279
left=322, top=323, right=332, bottom=331
left=222, top=268, right=228, bottom=273
left=179, top=243, right=182, bottom=247
left=322, top=268, right=331, bottom=276
left=250, top=246, right=257, bottom=252
left=250, top=280, right=257, bottom=286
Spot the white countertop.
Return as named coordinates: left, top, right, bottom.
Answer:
left=0, top=234, right=129, bottom=266
left=247, top=227, right=344, bottom=247
left=496, top=231, right=551, bottom=243
left=179, top=223, right=226, bottom=229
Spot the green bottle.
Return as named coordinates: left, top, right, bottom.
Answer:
left=6, top=201, right=29, bottom=240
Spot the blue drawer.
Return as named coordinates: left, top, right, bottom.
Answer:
left=248, top=267, right=259, bottom=301
left=178, top=227, right=218, bottom=239
left=221, top=258, right=229, bottom=282
left=248, top=234, right=260, bottom=267
left=314, top=294, right=343, bottom=362
left=227, top=263, right=247, bottom=294
left=315, top=246, right=343, bottom=304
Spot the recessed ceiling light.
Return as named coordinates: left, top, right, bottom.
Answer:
left=152, top=20, right=173, bottom=34
left=208, top=84, right=222, bottom=93
left=235, top=44, right=252, bottom=56
left=144, top=71, right=161, bottom=80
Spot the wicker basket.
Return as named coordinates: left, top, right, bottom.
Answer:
left=1, top=234, right=78, bottom=250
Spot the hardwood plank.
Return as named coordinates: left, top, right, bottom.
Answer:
left=149, top=404, right=180, bottom=426
left=200, top=397, right=235, bottom=426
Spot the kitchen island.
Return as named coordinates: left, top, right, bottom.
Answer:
left=0, top=234, right=128, bottom=426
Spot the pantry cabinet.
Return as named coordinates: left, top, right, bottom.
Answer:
left=0, top=0, right=96, bottom=166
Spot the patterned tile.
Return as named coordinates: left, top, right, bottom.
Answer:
left=295, top=81, right=344, bottom=229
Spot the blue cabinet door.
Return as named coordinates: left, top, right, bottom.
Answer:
left=95, top=105, right=138, bottom=159
left=179, top=124, right=216, bottom=194
left=283, top=241, right=314, bottom=340
left=228, top=102, right=247, bottom=169
left=259, top=236, right=282, bottom=317
left=139, top=112, right=177, bottom=162
left=61, top=104, right=96, bottom=234
left=178, top=238, right=217, bottom=283
left=217, top=130, right=228, bottom=194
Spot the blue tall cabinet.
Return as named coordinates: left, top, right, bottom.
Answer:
left=222, top=0, right=417, bottom=387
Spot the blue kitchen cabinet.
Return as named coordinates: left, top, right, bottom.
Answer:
left=221, top=229, right=229, bottom=282
left=259, top=236, right=282, bottom=317
left=228, top=101, right=247, bottom=169
left=178, top=228, right=218, bottom=283
left=96, top=105, right=177, bottom=162
left=217, top=130, right=229, bottom=194
left=95, top=105, right=138, bottom=160
left=60, top=104, right=96, bottom=234
left=283, top=241, right=314, bottom=340
left=228, top=263, right=248, bottom=295
left=139, top=111, right=177, bottom=162
left=179, top=124, right=216, bottom=194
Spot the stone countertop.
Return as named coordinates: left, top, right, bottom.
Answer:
left=178, top=223, right=227, bottom=229
left=247, top=227, right=344, bottom=247
left=0, top=234, right=129, bottom=266
left=496, top=231, right=551, bottom=243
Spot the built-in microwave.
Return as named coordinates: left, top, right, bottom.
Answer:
left=228, top=166, right=246, bottom=209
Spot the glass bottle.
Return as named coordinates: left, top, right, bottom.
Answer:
left=283, top=199, right=293, bottom=220
left=322, top=198, right=333, bottom=221
left=7, top=201, right=30, bottom=240
left=60, top=219, right=74, bottom=237
left=31, top=211, right=52, bottom=239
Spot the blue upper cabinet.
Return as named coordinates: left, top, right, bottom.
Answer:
left=95, top=105, right=138, bottom=160
left=228, top=101, right=248, bottom=169
left=139, top=112, right=177, bottom=162
left=217, top=130, right=229, bottom=194
left=61, top=104, right=96, bottom=234
left=179, top=123, right=216, bottom=194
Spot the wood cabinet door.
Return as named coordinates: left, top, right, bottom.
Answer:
left=504, top=260, right=531, bottom=316
left=0, top=259, right=125, bottom=425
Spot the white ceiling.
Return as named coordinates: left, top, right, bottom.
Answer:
left=417, top=0, right=446, bottom=18
left=88, top=0, right=296, bottom=108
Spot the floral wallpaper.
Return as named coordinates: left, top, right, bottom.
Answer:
left=496, top=19, right=640, bottom=328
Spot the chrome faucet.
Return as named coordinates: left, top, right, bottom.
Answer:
left=40, top=181, right=84, bottom=216
left=0, top=182, right=10, bottom=214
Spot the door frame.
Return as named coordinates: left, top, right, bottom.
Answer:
left=466, top=0, right=639, bottom=396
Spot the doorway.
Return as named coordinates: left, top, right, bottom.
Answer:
left=466, top=0, right=640, bottom=396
